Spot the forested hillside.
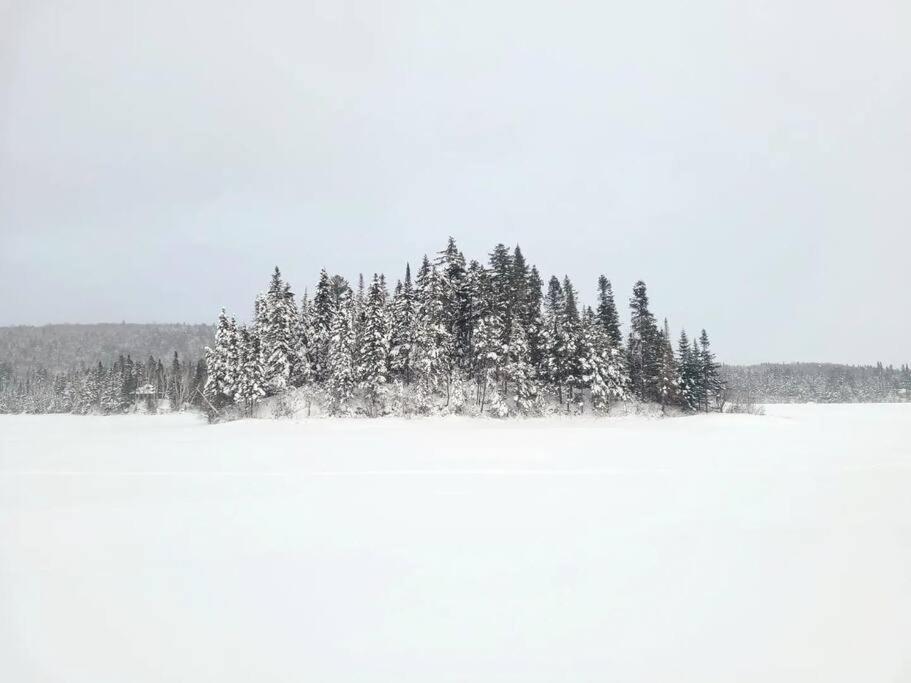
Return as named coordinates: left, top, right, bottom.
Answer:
left=0, top=324, right=212, bottom=415
left=0, top=324, right=212, bottom=373
left=722, top=362, right=911, bottom=404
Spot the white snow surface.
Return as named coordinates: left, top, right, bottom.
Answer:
left=2, top=404, right=910, bottom=682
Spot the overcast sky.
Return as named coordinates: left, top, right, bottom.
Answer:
left=1, top=0, right=909, bottom=365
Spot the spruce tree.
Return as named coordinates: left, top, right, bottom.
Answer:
left=389, top=264, right=417, bottom=384
left=581, top=308, right=628, bottom=412
left=504, top=317, right=538, bottom=414
left=258, top=267, right=300, bottom=395
left=351, top=274, right=367, bottom=383
left=426, top=263, right=457, bottom=403
left=471, top=313, right=504, bottom=413
left=542, top=276, right=567, bottom=396
left=656, top=319, right=679, bottom=412
left=676, top=330, right=698, bottom=411
left=312, top=269, right=335, bottom=381
left=326, top=288, right=356, bottom=415
left=628, top=281, right=660, bottom=402
left=192, top=358, right=208, bottom=407
left=412, top=262, right=450, bottom=408
left=542, top=276, right=582, bottom=406
left=525, top=266, right=545, bottom=372
left=102, top=361, right=123, bottom=413
left=596, top=276, right=623, bottom=348
left=204, top=309, right=238, bottom=409
left=511, top=246, right=530, bottom=328
left=358, top=274, right=391, bottom=415
left=235, top=326, right=266, bottom=415
left=699, top=329, right=722, bottom=412
left=561, top=276, right=584, bottom=405
left=488, top=244, right=514, bottom=344
left=168, top=351, right=182, bottom=409
left=435, top=238, right=470, bottom=368
left=294, top=290, right=314, bottom=386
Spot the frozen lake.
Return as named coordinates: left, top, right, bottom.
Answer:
left=2, top=404, right=910, bottom=681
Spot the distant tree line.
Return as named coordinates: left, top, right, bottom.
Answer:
left=0, top=323, right=212, bottom=373
left=723, top=362, right=911, bottom=405
left=204, top=238, right=723, bottom=418
left=0, top=353, right=206, bottom=414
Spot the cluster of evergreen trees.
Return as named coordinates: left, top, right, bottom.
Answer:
left=204, top=239, right=722, bottom=417
left=0, top=353, right=206, bottom=415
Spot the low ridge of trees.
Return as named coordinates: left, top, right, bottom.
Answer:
left=0, top=323, right=212, bottom=373
left=203, top=239, right=724, bottom=417
left=723, top=362, right=911, bottom=405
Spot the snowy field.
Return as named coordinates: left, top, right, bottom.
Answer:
left=2, top=405, right=910, bottom=682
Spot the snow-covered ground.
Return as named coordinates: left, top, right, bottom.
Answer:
left=2, top=404, right=910, bottom=682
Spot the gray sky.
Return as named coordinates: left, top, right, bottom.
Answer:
left=1, top=0, right=909, bottom=365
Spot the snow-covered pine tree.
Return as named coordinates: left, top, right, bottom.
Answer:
left=204, top=309, right=238, bottom=410
left=525, top=265, right=545, bottom=372
left=581, top=308, right=628, bottom=413
left=504, top=316, right=538, bottom=414
left=101, top=364, right=121, bottom=413
left=358, top=274, right=391, bottom=415
left=430, top=262, right=459, bottom=403
left=690, top=337, right=706, bottom=409
left=83, top=363, right=103, bottom=413
left=257, top=268, right=301, bottom=395
left=292, top=290, right=314, bottom=386
left=168, top=351, right=182, bottom=409
left=203, top=312, right=222, bottom=406
left=656, top=319, right=680, bottom=412
left=389, top=264, right=417, bottom=385
left=235, top=325, right=266, bottom=416
left=510, top=246, right=529, bottom=323
left=326, top=287, right=356, bottom=415
left=143, top=356, right=156, bottom=395
left=596, top=275, right=623, bottom=349
left=435, top=238, right=470, bottom=369
left=542, top=276, right=569, bottom=402
left=561, top=276, right=584, bottom=408
left=120, top=355, right=137, bottom=409
left=191, top=358, right=207, bottom=408
left=55, top=373, right=72, bottom=413
left=351, top=274, right=367, bottom=384
left=222, top=317, right=239, bottom=402
left=411, top=262, right=451, bottom=408
left=460, top=259, right=483, bottom=356
left=699, top=329, right=722, bottom=412
left=253, top=291, right=267, bottom=335
left=355, top=273, right=366, bottom=316
left=415, top=255, right=432, bottom=304
left=676, top=330, right=698, bottom=411
left=471, top=313, right=504, bottom=413
left=312, top=269, right=335, bottom=381
left=488, top=243, right=515, bottom=346
left=628, top=280, right=660, bottom=402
